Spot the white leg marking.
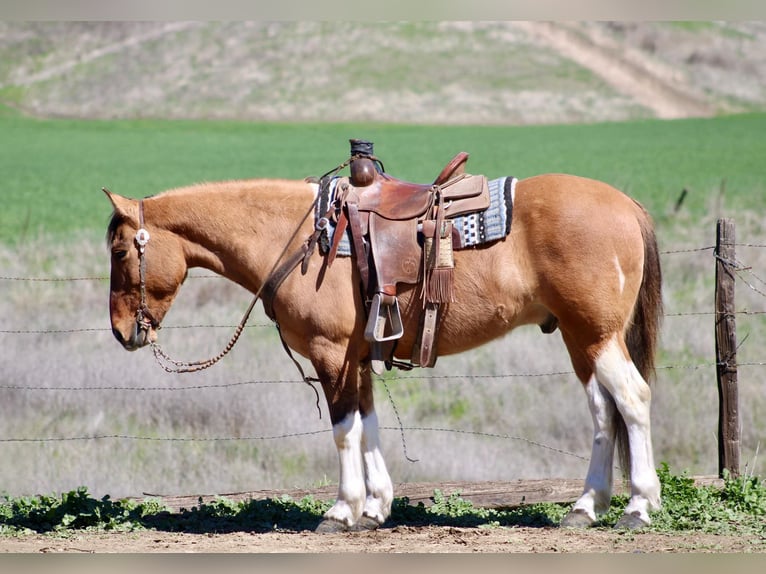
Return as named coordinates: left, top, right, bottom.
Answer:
left=594, top=336, right=661, bottom=523
left=361, top=409, right=394, bottom=524
left=571, top=376, right=616, bottom=521
left=614, top=255, right=626, bottom=294
left=324, top=411, right=366, bottom=526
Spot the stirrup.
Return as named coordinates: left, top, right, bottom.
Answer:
left=364, top=293, right=404, bottom=342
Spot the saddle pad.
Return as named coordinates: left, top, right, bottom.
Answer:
left=314, top=176, right=516, bottom=256
left=452, top=176, right=516, bottom=248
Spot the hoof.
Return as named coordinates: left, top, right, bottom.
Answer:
left=350, top=515, right=382, bottom=532
left=560, top=509, right=595, bottom=529
left=614, top=511, right=649, bottom=530
left=315, top=515, right=381, bottom=533
left=315, top=518, right=350, bottom=533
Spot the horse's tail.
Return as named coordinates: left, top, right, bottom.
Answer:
left=616, top=203, right=664, bottom=477
left=626, top=204, right=663, bottom=383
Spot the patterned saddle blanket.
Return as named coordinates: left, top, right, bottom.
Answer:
left=315, top=175, right=516, bottom=256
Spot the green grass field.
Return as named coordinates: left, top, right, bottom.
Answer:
left=2, top=107, right=766, bottom=245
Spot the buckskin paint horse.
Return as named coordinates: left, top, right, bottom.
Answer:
left=105, top=164, right=663, bottom=531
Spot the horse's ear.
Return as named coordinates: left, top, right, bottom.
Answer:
left=103, top=188, right=138, bottom=221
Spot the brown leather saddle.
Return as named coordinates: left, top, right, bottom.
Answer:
left=325, top=140, right=490, bottom=373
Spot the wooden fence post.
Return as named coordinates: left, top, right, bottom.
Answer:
left=715, top=218, right=740, bottom=478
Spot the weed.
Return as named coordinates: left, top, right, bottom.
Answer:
left=647, top=463, right=766, bottom=535
left=1, top=467, right=765, bottom=536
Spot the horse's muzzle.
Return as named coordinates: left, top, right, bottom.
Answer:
left=112, top=322, right=154, bottom=351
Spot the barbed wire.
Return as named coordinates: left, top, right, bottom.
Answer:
left=4, top=307, right=765, bottom=336
left=0, top=274, right=220, bottom=282
left=6, top=360, right=766, bottom=395
left=660, top=246, right=715, bottom=255
left=0, top=379, right=308, bottom=392
left=0, top=324, right=274, bottom=334
left=0, top=275, right=107, bottom=282
left=1, top=241, right=764, bottom=470
left=0, top=429, right=329, bottom=443
left=0, top=426, right=590, bottom=463
left=0, top=241, right=763, bottom=284
left=735, top=268, right=766, bottom=299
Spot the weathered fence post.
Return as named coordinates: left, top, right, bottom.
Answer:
left=715, top=218, right=740, bottom=478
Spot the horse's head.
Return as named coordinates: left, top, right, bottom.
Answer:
left=104, top=189, right=187, bottom=350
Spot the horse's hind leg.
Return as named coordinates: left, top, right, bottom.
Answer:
left=561, top=376, right=618, bottom=527
left=562, top=333, right=660, bottom=528
left=593, top=335, right=661, bottom=528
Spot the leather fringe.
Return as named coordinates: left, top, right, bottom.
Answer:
left=424, top=220, right=455, bottom=304
left=425, top=266, right=455, bottom=304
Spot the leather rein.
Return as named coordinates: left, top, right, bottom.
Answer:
left=133, top=193, right=326, bottom=388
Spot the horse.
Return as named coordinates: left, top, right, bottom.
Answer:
left=104, top=168, right=663, bottom=532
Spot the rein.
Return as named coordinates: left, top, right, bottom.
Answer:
left=131, top=160, right=363, bottom=416
left=134, top=199, right=261, bottom=374
left=134, top=193, right=323, bottom=389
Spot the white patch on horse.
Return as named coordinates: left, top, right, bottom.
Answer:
left=324, top=410, right=366, bottom=526
left=614, top=255, right=625, bottom=294
left=592, top=335, right=661, bottom=523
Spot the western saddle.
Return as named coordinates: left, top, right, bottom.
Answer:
left=325, top=139, right=490, bottom=374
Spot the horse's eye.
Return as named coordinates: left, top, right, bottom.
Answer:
left=113, top=250, right=128, bottom=261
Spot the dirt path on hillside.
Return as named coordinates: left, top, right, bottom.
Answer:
left=4, top=22, right=205, bottom=88
left=514, top=22, right=715, bottom=119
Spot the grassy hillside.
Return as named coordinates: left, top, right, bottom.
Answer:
left=1, top=22, right=765, bottom=124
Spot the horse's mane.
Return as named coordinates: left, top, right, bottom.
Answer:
left=105, top=178, right=312, bottom=247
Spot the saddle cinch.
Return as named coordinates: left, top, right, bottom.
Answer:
left=327, top=140, right=490, bottom=374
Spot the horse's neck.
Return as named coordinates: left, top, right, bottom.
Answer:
left=151, top=180, right=315, bottom=290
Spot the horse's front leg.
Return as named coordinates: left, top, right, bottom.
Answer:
left=322, top=409, right=367, bottom=529
left=312, top=350, right=368, bottom=532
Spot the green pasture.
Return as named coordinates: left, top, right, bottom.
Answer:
left=2, top=107, right=766, bottom=245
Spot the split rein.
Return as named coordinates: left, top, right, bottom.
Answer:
left=132, top=191, right=329, bottom=414
left=130, top=161, right=373, bottom=413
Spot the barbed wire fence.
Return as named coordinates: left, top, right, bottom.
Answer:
left=1, top=232, right=766, bottom=482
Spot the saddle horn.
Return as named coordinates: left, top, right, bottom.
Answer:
left=349, top=139, right=382, bottom=187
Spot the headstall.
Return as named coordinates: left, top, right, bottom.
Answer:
left=134, top=200, right=156, bottom=334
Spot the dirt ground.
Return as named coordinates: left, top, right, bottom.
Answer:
left=1, top=525, right=764, bottom=554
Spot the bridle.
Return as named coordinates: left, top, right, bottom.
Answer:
left=134, top=200, right=157, bottom=336
left=123, top=161, right=359, bottom=416
left=132, top=197, right=267, bottom=373
left=129, top=195, right=325, bottom=399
